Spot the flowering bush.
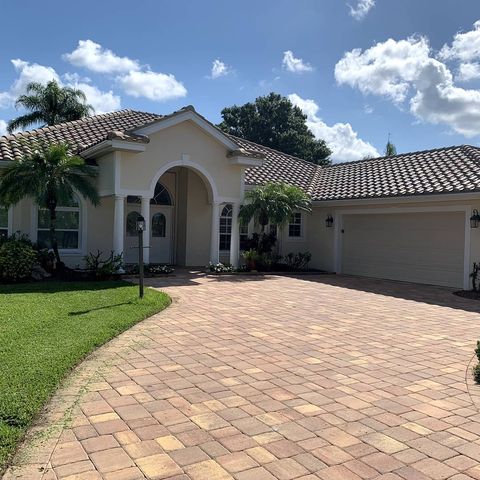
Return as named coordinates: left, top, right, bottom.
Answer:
left=208, top=262, right=234, bottom=273
left=474, top=341, right=480, bottom=384
left=0, top=234, right=38, bottom=282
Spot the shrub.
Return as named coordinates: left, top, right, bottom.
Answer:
left=0, top=234, right=37, bottom=282
left=125, top=264, right=174, bottom=276
left=284, top=251, right=312, bottom=271
left=84, top=250, right=123, bottom=279
left=474, top=341, right=480, bottom=384
left=470, top=262, right=480, bottom=291
left=208, top=262, right=234, bottom=273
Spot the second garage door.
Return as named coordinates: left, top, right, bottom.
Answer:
left=341, top=211, right=465, bottom=288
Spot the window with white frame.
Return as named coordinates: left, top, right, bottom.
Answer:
left=219, top=204, right=232, bottom=251
left=288, top=212, right=302, bottom=238
left=37, top=197, right=81, bottom=250
left=0, top=206, right=8, bottom=239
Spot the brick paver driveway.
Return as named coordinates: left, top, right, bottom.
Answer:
left=5, top=274, right=480, bottom=480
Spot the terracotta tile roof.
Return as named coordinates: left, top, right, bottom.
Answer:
left=0, top=109, right=161, bottom=162
left=310, top=145, right=480, bottom=201
left=234, top=136, right=318, bottom=191
left=1, top=109, right=480, bottom=202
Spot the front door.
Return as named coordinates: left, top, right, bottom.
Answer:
left=124, top=205, right=173, bottom=264
left=149, top=205, right=173, bottom=264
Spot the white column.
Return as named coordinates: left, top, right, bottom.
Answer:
left=141, top=196, right=151, bottom=265
left=210, top=202, right=220, bottom=264
left=229, top=202, right=240, bottom=267
left=113, top=195, right=125, bottom=258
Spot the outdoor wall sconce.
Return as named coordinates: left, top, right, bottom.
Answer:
left=326, top=214, right=334, bottom=228
left=136, top=214, right=146, bottom=298
left=471, top=209, right=480, bottom=229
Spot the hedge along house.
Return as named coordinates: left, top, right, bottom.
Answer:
left=1, top=106, right=480, bottom=289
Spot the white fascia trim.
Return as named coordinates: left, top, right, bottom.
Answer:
left=229, top=156, right=264, bottom=167
left=81, top=140, right=146, bottom=158
left=133, top=110, right=239, bottom=150
left=312, top=191, right=480, bottom=207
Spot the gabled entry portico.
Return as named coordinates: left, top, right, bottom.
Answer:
left=100, top=107, right=262, bottom=268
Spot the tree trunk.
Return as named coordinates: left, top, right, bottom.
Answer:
left=48, top=205, right=62, bottom=266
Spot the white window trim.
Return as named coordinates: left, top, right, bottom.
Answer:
left=287, top=212, right=306, bottom=241
left=0, top=205, right=12, bottom=237
left=219, top=203, right=233, bottom=253
left=33, top=196, right=87, bottom=256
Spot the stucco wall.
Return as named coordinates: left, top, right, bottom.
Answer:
left=118, top=120, right=243, bottom=200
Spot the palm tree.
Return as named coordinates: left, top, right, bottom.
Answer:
left=239, top=182, right=312, bottom=232
left=0, top=143, right=99, bottom=267
left=7, top=80, right=93, bottom=133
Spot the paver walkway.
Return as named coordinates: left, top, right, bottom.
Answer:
left=4, top=273, right=480, bottom=480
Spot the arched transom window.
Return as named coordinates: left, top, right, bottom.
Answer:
left=37, top=196, right=81, bottom=250
left=219, top=204, right=233, bottom=251
left=126, top=182, right=173, bottom=206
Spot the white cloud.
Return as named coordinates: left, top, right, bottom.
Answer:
left=282, top=50, right=313, bottom=73
left=0, top=60, right=120, bottom=115
left=63, top=40, right=139, bottom=74
left=289, top=93, right=379, bottom=162
left=457, top=62, right=480, bottom=82
left=210, top=59, right=231, bottom=79
left=335, top=27, right=480, bottom=137
left=0, top=59, right=60, bottom=107
left=439, top=21, right=480, bottom=63
left=0, top=120, right=7, bottom=136
left=335, top=36, right=431, bottom=103
left=348, top=0, right=375, bottom=20
left=64, top=40, right=188, bottom=102
left=63, top=74, right=121, bottom=114
left=118, top=70, right=187, bottom=101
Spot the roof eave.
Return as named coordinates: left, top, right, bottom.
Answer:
left=229, top=155, right=265, bottom=167
left=80, top=139, right=147, bottom=159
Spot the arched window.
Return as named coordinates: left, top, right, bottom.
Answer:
left=152, top=213, right=166, bottom=237
left=219, top=204, right=233, bottom=251
left=37, top=196, right=81, bottom=250
left=126, top=211, right=140, bottom=237
left=151, top=183, right=172, bottom=205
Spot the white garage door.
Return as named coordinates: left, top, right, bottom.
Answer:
left=341, top=211, right=465, bottom=288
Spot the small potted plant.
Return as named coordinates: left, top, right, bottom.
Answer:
left=242, top=249, right=258, bottom=271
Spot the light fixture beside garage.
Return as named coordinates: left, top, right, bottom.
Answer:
left=471, top=209, right=480, bottom=228
left=326, top=214, right=334, bottom=228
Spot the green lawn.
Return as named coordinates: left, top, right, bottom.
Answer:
left=0, top=281, right=170, bottom=470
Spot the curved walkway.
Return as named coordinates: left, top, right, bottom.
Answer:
left=4, top=273, right=480, bottom=480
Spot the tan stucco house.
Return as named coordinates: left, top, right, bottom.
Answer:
left=1, top=106, right=480, bottom=289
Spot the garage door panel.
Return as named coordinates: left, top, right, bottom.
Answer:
left=341, top=212, right=465, bottom=287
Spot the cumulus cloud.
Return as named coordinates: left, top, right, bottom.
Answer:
left=63, top=73, right=121, bottom=113
left=282, top=50, right=313, bottom=73
left=348, top=0, right=375, bottom=20
left=439, top=21, right=480, bottom=63
left=118, top=70, right=187, bottom=101
left=335, top=24, right=480, bottom=137
left=64, top=40, right=188, bottom=102
left=210, top=59, right=232, bottom=79
left=0, top=120, right=7, bottom=136
left=335, top=37, right=431, bottom=103
left=0, top=59, right=60, bottom=107
left=63, top=40, right=139, bottom=73
left=457, top=62, right=480, bottom=82
left=289, top=93, right=379, bottom=162
left=0, top=60, right=121, bottom=115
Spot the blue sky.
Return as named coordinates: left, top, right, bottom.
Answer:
left=1, top=0, right=479, bottom=162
